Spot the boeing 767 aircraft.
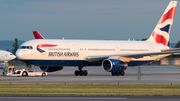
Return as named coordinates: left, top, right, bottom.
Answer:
left=16, top=1, right=179, bottom=76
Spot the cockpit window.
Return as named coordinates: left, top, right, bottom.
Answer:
left=21, top=46, right=26, bottom=49
left=20, top=46, right=33, bottom=49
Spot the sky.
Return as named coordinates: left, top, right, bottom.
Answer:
left=0, top=0, right=180, bottom=43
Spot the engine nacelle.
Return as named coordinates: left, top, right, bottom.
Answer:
left=102, top=59, right=128, bottom=72
left=39, top=66, right=63, bottom=72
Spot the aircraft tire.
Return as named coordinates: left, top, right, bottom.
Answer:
left=83, top=70, right=88, bottom=76
left=111, top=72, right=116, bottom=76
left=116, top=72, right=121, bottom=76
left=79, top=70, right=84, bottom=76
left=75, top=70, right=79, bottom=76
left=120, top=71, right=125, bottom=76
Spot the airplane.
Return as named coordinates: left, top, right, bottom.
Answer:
left=0, top=50, right=16, bottom=68
left=16, top=1, right=179, bottom=76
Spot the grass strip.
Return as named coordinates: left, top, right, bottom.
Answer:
left=0, top=78, right=12, bottom=81
left=0, top=83, right=180, bottom=96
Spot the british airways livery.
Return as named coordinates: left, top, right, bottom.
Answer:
left=16, top=1, right=180, bottom=76
left=37, top=44, right=57, bottom=53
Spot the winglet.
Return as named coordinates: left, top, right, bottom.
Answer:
left=32, top=31, right=45, bottom=39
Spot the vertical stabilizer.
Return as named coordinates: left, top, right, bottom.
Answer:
left=32, top=31, right=45, bottom=39
left=147, top=1, right=177, bottom=46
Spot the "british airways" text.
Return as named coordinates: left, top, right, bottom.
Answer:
left=48, top=52, right=79, bottom=57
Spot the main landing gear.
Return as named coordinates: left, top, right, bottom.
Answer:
left=111, top=70, right=125, bottom=76
left=74, top=66, right=88, bottom=76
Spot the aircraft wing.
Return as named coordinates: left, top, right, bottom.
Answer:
left=161, top=48, right=180, bottom=52
left=83, top=49, right=180, bottom=62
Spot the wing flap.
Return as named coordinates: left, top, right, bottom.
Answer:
left=161, top=48, right=180, bottom=52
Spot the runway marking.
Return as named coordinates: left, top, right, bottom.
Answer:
left=0, top=97, right=127, bottom=100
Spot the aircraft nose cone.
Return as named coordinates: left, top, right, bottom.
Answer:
left=11, top=54, right=16, bottom=60
left=16, top=49, right=23, bottom=60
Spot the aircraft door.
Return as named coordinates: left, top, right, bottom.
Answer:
left=149, top=46, right=154, bottom=52
left=73, top=44, right=79, bottom=58
left=73, top=45, right=78, bottom=52
left=27, top=46, right=34, bottom=56
left=116, top=46, right=120, bottom=55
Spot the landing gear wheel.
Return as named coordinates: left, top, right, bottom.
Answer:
left=83, top=70, right=88, bottom=76
left=120, top=71, right=125, bottom=76
left=22, top=71, right=27, bottom=77
left=111, top=72, right=116, bottom=76
left=116, top=72, right=121, bottom=76
left=75, top=70, right=79, bottom=76
left=79, top=70, right=84, bottom=76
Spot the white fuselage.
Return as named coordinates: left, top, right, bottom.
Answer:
left=0, top=50, right=16, bottom=62
left=0, top=50, right=16, bottom=68
left=16, top=39, right=170, bottom=66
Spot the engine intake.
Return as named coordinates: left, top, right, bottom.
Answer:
left=39, top=66, right=63, bottom=72
left=102, top=59, right=127, bottom=72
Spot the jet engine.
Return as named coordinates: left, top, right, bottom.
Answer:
left=102, top=59, right=127, bottom=72
left=39, top=66, right=63, bottom=72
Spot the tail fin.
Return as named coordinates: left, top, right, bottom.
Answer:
left=32, top=31, right=45, bottom=39
left=147, top=1, right=177, bottom=46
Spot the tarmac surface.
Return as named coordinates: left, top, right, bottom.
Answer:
left=0, top=97, right=180, bottom=101
left=1, top=65, right=180, bottom=100
left=1, top=65, right=180, bottom=83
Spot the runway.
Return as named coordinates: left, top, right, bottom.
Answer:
left=0, top=65, right=180, bottom=83
left=1, top=97, right=180, bottom=101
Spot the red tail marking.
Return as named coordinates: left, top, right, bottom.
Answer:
left=152, top=31, right=168, bottom=46
left=158, top=7, right=176, bottom=24
left=32, top=31, right=44, bottom=39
